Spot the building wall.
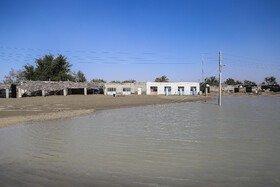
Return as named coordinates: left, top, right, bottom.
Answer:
left=104, top=82, right=147, bottom=95
left=104, top=82, right=200, bottom=96
left=209, top=85, right=259, bottom=93
left=134, top=82, right=147, bottom=95
left=210, top=85, right=235, bottom=92
left=146, top=82, right=200, bottom=95
left=104, top=83, right=132, bottom=95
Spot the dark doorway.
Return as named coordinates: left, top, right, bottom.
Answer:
left=150, top=86, right=158, bottom=95
left=246, top=87, right=252, bottom=93
left=11, top=84, right=17, bottom=98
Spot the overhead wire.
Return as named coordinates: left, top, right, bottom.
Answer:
left=0, top=46, right=196, bottom=65
left=1, top=46, right=279, bottom=82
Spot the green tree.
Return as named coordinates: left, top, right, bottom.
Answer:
left=200, top=76, right=219, bottom=92
left=91, top=79, right=107, bottom=83
left=224, top=78, right=243, bottom=85
left=204, top=76, right=219, bottom=86
left=73, top=70, right=86, bottom=82
left=265, top=76, right=277, bottom=85
left=155, top=75, right=169, bottom=82
left=235, top=80, right=243, bottom=85
left=23, top=54, right=73, bottom=81
left=224, top=78, right=236, bottom=85
left=23, top=64, right=36, bottom=81
left=244, top=80, right=256, bottom=86
left=122, top=79, right=136, bottom=83
left=110, top=80, right=121, bottom=83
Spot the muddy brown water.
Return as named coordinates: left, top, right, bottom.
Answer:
left=0, top=96, right=279, bottom=186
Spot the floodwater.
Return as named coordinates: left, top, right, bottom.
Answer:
left=0, top=96, right=280, bottom=186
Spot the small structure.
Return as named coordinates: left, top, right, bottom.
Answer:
left=0, top=84, right=11, bottom=98
left=0, top=84, right=17, bottom=98
left=261, top=85, right=280, bottom=92
left=146, top=82, right=200, bottom=95
left=210, top=84, right=235, bottom=93
left=242, top=85, right=259, bottom=93
left=104, top=82, right=147, bottom=96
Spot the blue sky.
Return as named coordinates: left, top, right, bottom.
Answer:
left=0, top=0, right=279, bottom=83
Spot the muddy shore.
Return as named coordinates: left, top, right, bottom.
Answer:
left=0, top=95, right=213, bottom=129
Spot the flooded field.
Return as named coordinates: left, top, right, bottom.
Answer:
left=0, top=96, right=279, bottom=186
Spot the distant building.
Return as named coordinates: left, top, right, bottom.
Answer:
left=104, top=82, right=146, bottom=96
left=209, top=84, right=262, bottom=93
left=261, top=84, right=280, bottom=92
left=146, top=82, right=199, bottom=95
left=208, top=84, right=235, bottom=93
left=104, top=82, right=200, bottom=96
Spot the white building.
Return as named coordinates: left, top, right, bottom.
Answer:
left=104, top=82, right=200, bottom=96
left=146, top=82, right=200, bottom=95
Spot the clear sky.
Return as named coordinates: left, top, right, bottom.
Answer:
left=0, top=0, right=279, bottom=83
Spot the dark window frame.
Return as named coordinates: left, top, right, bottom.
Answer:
left=150, top=86, right=158, bottom=92
left=107, top=88, right=116, bottom=92
left=190, top=86, right=197, bottom=91
left=178, top=86, right=184, bottom=91
left=164, top=86, right=171, bottom=92
left=123, top=88, right=131, bottom=92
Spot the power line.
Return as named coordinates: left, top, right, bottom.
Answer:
left=0, top=46, right=195, bottom=65
left=223, top=52, right=279, bottom=64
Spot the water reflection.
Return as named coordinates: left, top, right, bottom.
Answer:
left=0, top=96, right=280, bottom=186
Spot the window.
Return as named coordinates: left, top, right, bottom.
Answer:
left=150, top=86, right=158, bottom=92
left=107, top=88, right=116, bottom=92
left=123, top=88, right=131, bottom=92
left=178, top=86, right=184, bottom=91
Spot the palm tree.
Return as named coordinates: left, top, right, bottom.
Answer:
left=155, top=75, right=169, bottom=82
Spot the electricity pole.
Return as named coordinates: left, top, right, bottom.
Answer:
left=201, top=53, right=204, bottom=82
left=218, top=51, right=222, bottom=106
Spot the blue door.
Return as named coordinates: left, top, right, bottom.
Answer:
left=164, top=86, right=171, bottom=95
left=178, top=87, right=184, bottom=95
left=190, top=86, right=197, bottom=95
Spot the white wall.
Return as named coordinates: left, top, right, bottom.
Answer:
left=146, top=82, right=200, bottom=95
left=134, top=82, right=147, bottom=95
left=104, top=82, right=200, bottom=95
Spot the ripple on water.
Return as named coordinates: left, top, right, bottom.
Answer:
left=0, top=96, right=280, bottom=186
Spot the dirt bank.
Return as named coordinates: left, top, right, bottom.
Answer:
left=0, top=95, right=214, bottom=129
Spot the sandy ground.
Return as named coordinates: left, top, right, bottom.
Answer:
left=0, top=95, right=213, bottom=129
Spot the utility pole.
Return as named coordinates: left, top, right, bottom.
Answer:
left=218, top=51, right=222, bottom=106
left=201, top=53, right=204, bottom=82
